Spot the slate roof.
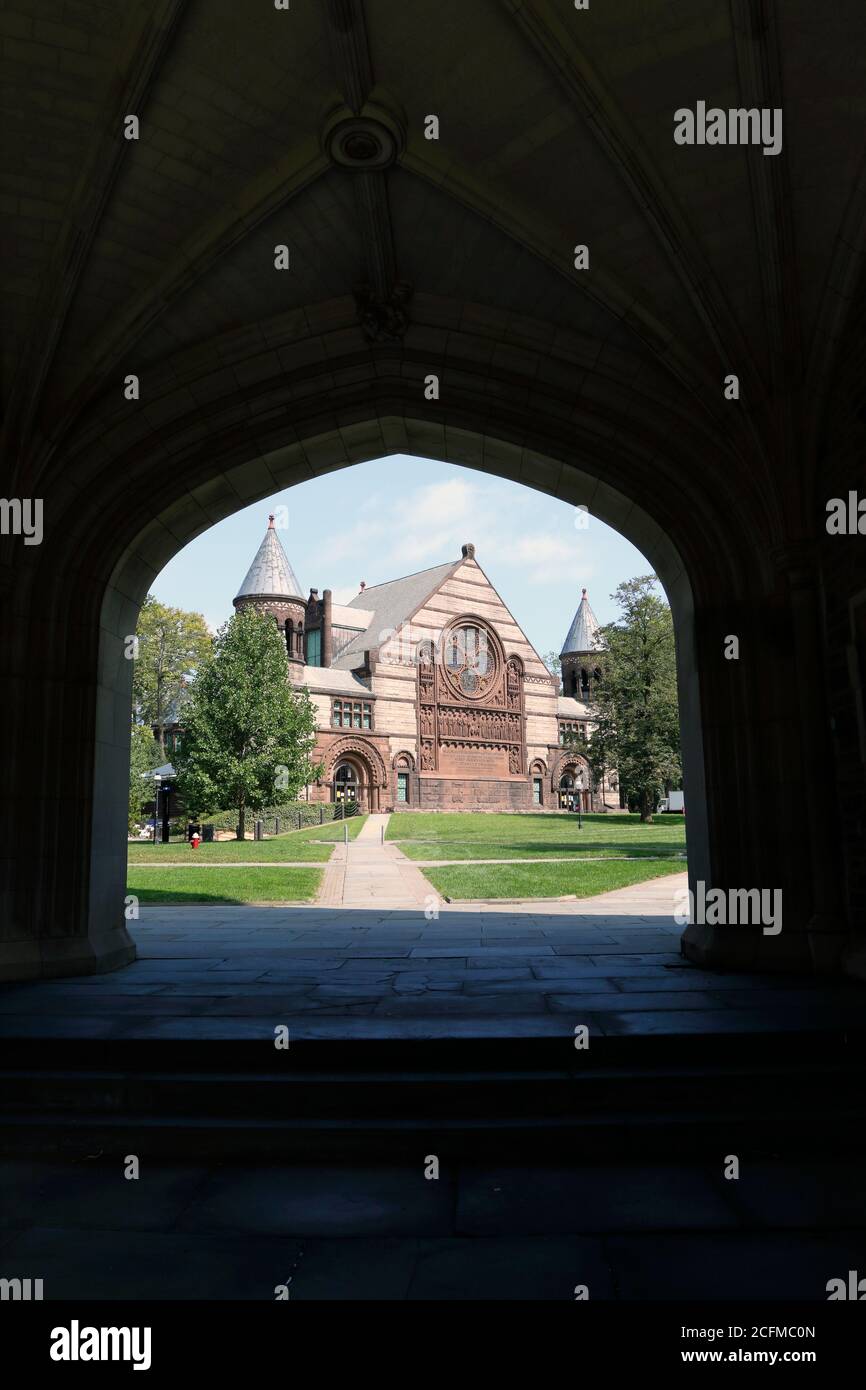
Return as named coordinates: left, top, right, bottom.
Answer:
left=332, top=559, right=460, bottom=669
left=561, top=588, right=604, bottom=656
left=299, top=668, right=375, bottom=695
left=557, top=696, right=590, bottom=717
left=234, top=517, right=303, bottom=602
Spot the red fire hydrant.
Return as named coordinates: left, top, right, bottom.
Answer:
left=190, top=832, right=201, bottom=850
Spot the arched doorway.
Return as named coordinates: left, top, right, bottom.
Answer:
left=333, top=761, right=359, bottom=809
left=4, top=409, right=720, bottom=980
left=0, top=0, right=854, bottom=982
left=558, top=769, right=588, bottom=813
left=324, top=739, right=388, bottom=815
left=7, top=353, right=826, bottom=978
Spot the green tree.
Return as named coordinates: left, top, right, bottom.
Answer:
left=132, top=596, right=212, bottom=753
left=542, top=650, right=561, bottom=676
left=174, top=608, right=323, bottom=838
left=128, top=723, right=163, bottom=832
left=589, top=576, right=681, bottom=822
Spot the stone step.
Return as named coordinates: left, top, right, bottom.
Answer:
left=1, top=1060, right=860, bottom=1121
left=2, top=1098, right=863, bottom=1161
left=3, top=1025, right=864, bottom=1159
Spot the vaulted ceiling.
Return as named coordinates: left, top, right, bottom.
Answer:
left=3, top=0, right=866, bottom=543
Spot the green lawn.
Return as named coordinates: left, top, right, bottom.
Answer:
left=128, top=866, right=323, bottom=905
left=287, top=814, right=368, bottom=843
left=425, top=858, right=686, bottom=901
left=128, top=814, right=367, bottom=864
left=387, top=812, right=687, bottom=861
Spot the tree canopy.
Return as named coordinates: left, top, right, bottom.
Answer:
left=128, top=724, right=163, bottom=832
left=132, top=595, right=212, bottom=752
left=586, top=576, right=681, bottom=822
left=174, top=608, right=322, bottom=837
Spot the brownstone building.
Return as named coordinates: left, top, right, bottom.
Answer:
left=233, top=517, right=615, bottom=814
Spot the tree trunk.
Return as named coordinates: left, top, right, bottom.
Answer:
left=237, top=802, right=245, bottom=840
left=639, top=788, right=653, bottom=824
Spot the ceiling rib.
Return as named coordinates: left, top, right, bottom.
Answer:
left=4, top=0, right=189, bottom=465
left=326, top=0, right=375, bottom=114
left=498, top=0, right=763, bottom=396
left=401, top=140, right=747, bottom=451
left=731, top=0, right=803, bottom=533
left=40, top=141, right=331, bottom=458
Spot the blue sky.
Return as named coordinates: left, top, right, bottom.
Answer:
left=151, top=455, right=651, bottom=657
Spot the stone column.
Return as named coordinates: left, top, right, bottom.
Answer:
left=680, top=579, right=834, bottom=972
left=775, top=546, right=847, bottom=968
left=0, top=548, right=136, bottom=981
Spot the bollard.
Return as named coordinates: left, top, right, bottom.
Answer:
left=380, top=825, right=384, bottom=845
left=344, top=822, right=348, bottom=846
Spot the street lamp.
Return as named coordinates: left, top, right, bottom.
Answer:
left=574, top=769, right=584, bottom=829
left=153, top=774, right=162, bottom=844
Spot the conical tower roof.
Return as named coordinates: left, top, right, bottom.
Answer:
left=234, top=515, right=303, bottom=603
left=561, top=588, right=603, bottom=656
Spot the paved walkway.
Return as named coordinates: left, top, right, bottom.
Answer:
left=2, top=870, right=864, bottom=1040
left=318, top=814, right=438, bottom=910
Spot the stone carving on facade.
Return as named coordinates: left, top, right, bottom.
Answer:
left=417, top=619, right=527, bottom=774
left=326, top=737, right=388, bottom=788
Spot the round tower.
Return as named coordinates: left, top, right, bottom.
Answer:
left=560, top=587, right=604, bottom=701
left=233, top=515, right=306, bottom=662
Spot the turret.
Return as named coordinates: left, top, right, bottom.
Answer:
left=560, top=587, right=604, bottom=701
left=233, top=515, right=306, bottom=662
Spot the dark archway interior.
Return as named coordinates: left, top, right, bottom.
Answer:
left=1, top=0, right=861, bottom=986
left=3, top=0, right=866, bottom=1313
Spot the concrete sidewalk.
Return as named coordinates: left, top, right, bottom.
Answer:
left=318, top=814, right=438, bottom=910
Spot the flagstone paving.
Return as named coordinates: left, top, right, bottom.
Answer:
left=1, top=1155, right=864, bottom=1299
left=1, top=868, right=864, bottom=1041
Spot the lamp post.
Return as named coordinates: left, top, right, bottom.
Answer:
left=152, top=774, right=161, bottom=844
left=575, top=770, right=584, bottom=829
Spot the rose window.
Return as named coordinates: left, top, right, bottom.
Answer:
left=443, top=624, right=496, bottom=699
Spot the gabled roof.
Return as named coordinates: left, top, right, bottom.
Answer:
left=561, top=588, right=603, bottom=656
left=234, top=516, right=303, bottom=603
left=332, top=559, right=460, bottom=669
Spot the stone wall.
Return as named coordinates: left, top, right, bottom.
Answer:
left=411, top=776, right=535, bottom=812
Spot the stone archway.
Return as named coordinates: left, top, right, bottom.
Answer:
left=553, top=754, right=592, bottom=813
left=0, top=311, right=843, bottom=982
left=325, top=737, right=389, bottom=814
left=0, top=0, right=860, bottom=987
